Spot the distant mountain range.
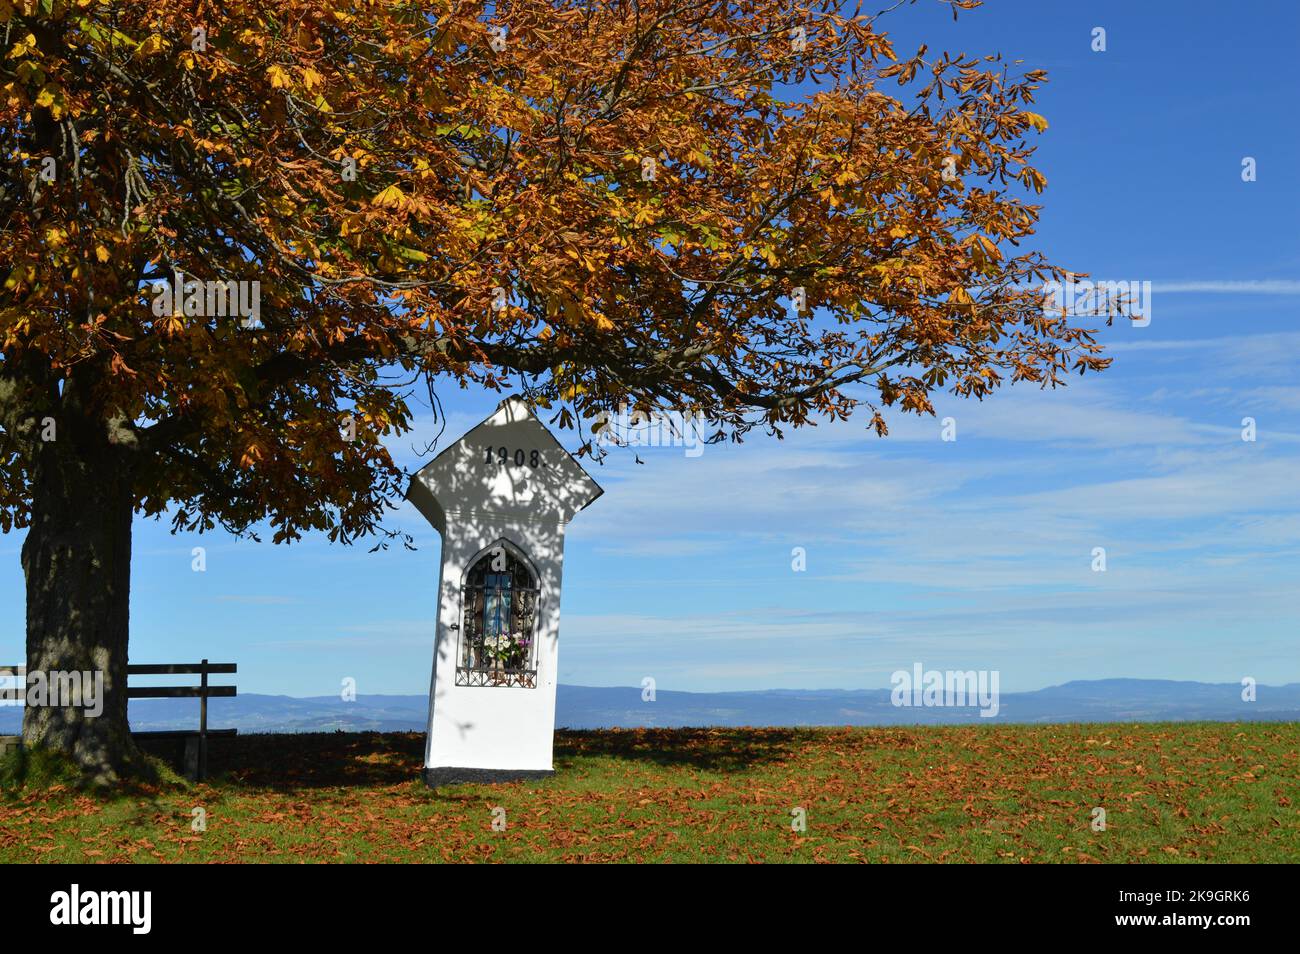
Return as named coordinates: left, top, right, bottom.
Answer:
left=2, top=679, right=1296, bottom=733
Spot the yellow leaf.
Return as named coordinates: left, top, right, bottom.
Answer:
left=136, top=34, right=167, bottom=58
left=266, top=64, right=292, bottom=89
left=95, top=244, right=110, bottom=262
left=1022, top=111, right=1049, bottom=132
left=34, top=84, right=63, bottom=118
left=371, top=184, right=407, bottom=209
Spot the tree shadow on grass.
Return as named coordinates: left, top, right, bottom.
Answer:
left=207, top=731, right=425, bottom=791
left=555, top=727, right=804, bottom=773
left=194, top=727, right=806, bottom=791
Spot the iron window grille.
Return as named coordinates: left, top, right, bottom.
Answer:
left=456, top=544, right=539, bottom=688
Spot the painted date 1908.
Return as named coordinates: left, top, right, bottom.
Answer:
left=484, top=445, right=545, bottom=468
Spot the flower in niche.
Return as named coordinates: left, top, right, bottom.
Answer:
left=482, top=631, right=529, bottom=670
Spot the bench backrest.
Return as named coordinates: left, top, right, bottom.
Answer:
left=125, top=662, right=238, bottom=699
left=0, top=661, right=237, bottom=702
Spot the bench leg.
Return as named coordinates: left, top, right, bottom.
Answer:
left=183, top=736, right=201, bottom=781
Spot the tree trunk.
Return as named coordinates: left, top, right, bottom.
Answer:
left=20, top=415, right=145, bottom=784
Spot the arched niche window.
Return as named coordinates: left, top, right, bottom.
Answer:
left=456, top=542, right=540, bottom=688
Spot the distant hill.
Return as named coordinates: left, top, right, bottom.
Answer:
left=2, top=679, right=1296, bottom=733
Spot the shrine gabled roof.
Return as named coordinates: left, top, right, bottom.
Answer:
left=405, top=395, right=603, bottom=529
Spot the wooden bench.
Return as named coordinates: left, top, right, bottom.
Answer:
left=0, top=659, right=237, bottom=781
left=129, top=660, right=237, bottom=781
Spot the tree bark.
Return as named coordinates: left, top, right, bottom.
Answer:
left=20, top=408, right=145, bottom=783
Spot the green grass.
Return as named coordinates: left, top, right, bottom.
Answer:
left=1, top=723, right=1296, bottom=862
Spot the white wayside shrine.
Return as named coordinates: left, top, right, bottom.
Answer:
left=406, top=396, right=603, bottom=787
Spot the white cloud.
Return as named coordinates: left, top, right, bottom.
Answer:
left=1153, top=280, right=1300, bottom=295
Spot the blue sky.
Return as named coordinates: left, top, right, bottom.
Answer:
left=2, top=0, right=1298, bottom=696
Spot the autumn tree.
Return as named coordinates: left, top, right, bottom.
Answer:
left=0, top=0, right=1109, bottom=781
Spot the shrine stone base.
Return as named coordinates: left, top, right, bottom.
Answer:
left=423, top=766, right=555, bottom=789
